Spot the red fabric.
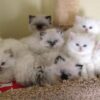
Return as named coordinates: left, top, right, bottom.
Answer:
left=0, top=81, right=24, bottom=93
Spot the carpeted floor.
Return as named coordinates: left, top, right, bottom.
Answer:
left=1, top=79, right=100, bottom=100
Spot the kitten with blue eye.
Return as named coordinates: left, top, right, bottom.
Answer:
left=64, top=32, right=96, bottom=79
left=21, top=28, right=64, bottom=55
left=65, top=16, right=100, bottom=38
left=44, top=55, right=82, bottom=84
left=0, top=46, right=37, bottom=86
left=0, top=48, right=16, bottom=83
left=0, top=40, right=41, bottom=86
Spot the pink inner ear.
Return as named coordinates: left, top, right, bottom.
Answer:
left=75, top=16, right=82, bottom=22
left=69, top=32, right=75, bottom=40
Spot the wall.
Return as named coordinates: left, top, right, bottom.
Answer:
left=0, top=0, right=99, bottom=38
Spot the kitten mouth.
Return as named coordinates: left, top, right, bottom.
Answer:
left=79, top=50, right=82, bottom=52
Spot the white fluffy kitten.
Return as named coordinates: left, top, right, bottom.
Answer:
left=0, top=48, right=16, bottom=83
left=74, top=16, right=100, bottom=34
left=21, top=28, right=64, bottom=54
left=65, top=16, right=100, bottom=38
left=45, top=55, right=82, bottom=84
left=29, top=15, right=51, bottom=32
left=64, top=32, right=96, bottom=79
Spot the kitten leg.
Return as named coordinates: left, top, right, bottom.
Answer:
left=81, top=65, right=89, bottom=80
left=44, top=66, right=61, bottom=84
left=36, top=66, right=46, bottom=86
left=86, top=63, right=96, bottom=79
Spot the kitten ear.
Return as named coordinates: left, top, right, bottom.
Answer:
left=4, top=49, right=14, bottom=57
left=54, top=55, right=65, bottom=64
left=69, top=32, right=76, bottom=40
left=56, top=27, right=64, bottom=35
left=45, top=16, right=51, bottom=24
left=75, top=16, right=82, bottom=22
left=29, top=15, right=35, bottom=24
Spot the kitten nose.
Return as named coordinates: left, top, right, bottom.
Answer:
left=60, top=71, right=69, bottom=80
left=79, top=47, right=82, bottom=51
left=48, top=40, right=58, bottom=47
left=85, top=28, right=88, bottom=32
left=36, top=24, right=44, bottom=30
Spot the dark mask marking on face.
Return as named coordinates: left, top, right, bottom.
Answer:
left=60, top=70, right=71, bottom=80
left=55, top=55, right=65, bottom=64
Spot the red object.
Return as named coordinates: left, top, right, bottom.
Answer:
left=0, top=81, right=24, bottom=93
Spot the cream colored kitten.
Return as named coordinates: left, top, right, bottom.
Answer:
left=21, top=28, right=64, bottom=55
left=0, top=46, right=36, bottom=86
left=64, top=32, right=96, bottom=79
left=29, top=15, right=51, bottom=32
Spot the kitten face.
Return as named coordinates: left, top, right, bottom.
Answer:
left=67, top=32, right=95, bottom=55
left=54, top=55, right=82, bottom=80
left=0, top=49, right=15, bottom=71
left=29, top=15, right=51, bottom=31
left=39, top=28, right=64, bottom=49
left=74, top=16, right=100, bottom=34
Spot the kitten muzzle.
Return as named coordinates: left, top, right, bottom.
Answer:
left=36, top=23, right=47, bottom=30
left=60, top=71, right=71, bottom=80
left=48, top=40, right=57, bottom=47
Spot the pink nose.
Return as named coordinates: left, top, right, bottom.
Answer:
left=79, top=47, right=82, bottom=51
left=85, top=28, right=88, bottom=32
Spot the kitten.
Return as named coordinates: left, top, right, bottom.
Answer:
left=45, top=55, right=82, bottom=84
left=64, top=32, right=96, bottom=79
left=0, top=48, right=16, bottom=83
left=29, top=15, right=51, bottom=32
left=65, top=16, right=100, bottom=38
left=21, top=28, right=64, bottom=54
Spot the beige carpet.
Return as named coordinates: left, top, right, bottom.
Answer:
left=1, top=79, right=100, bottom=100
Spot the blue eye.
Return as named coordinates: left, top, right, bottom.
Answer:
left=89, top=26, right=93, bottom=29
left=83, top=25, right=86, bottom=28
left=83, top=44, right=87, bottom=47
left=76, top=43, right=79, bottom=46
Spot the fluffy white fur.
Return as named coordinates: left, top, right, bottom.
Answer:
left=14, top=52, right=36, bottom=86
left=0, top=39, right=43, bottom=86
left=64, top=32, right=96, bottom=79
left=0, top=39, right=29, bottom=58
left=45, top=55, right=81, bottom=84
left=21, top=28, right=64, bottom=54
